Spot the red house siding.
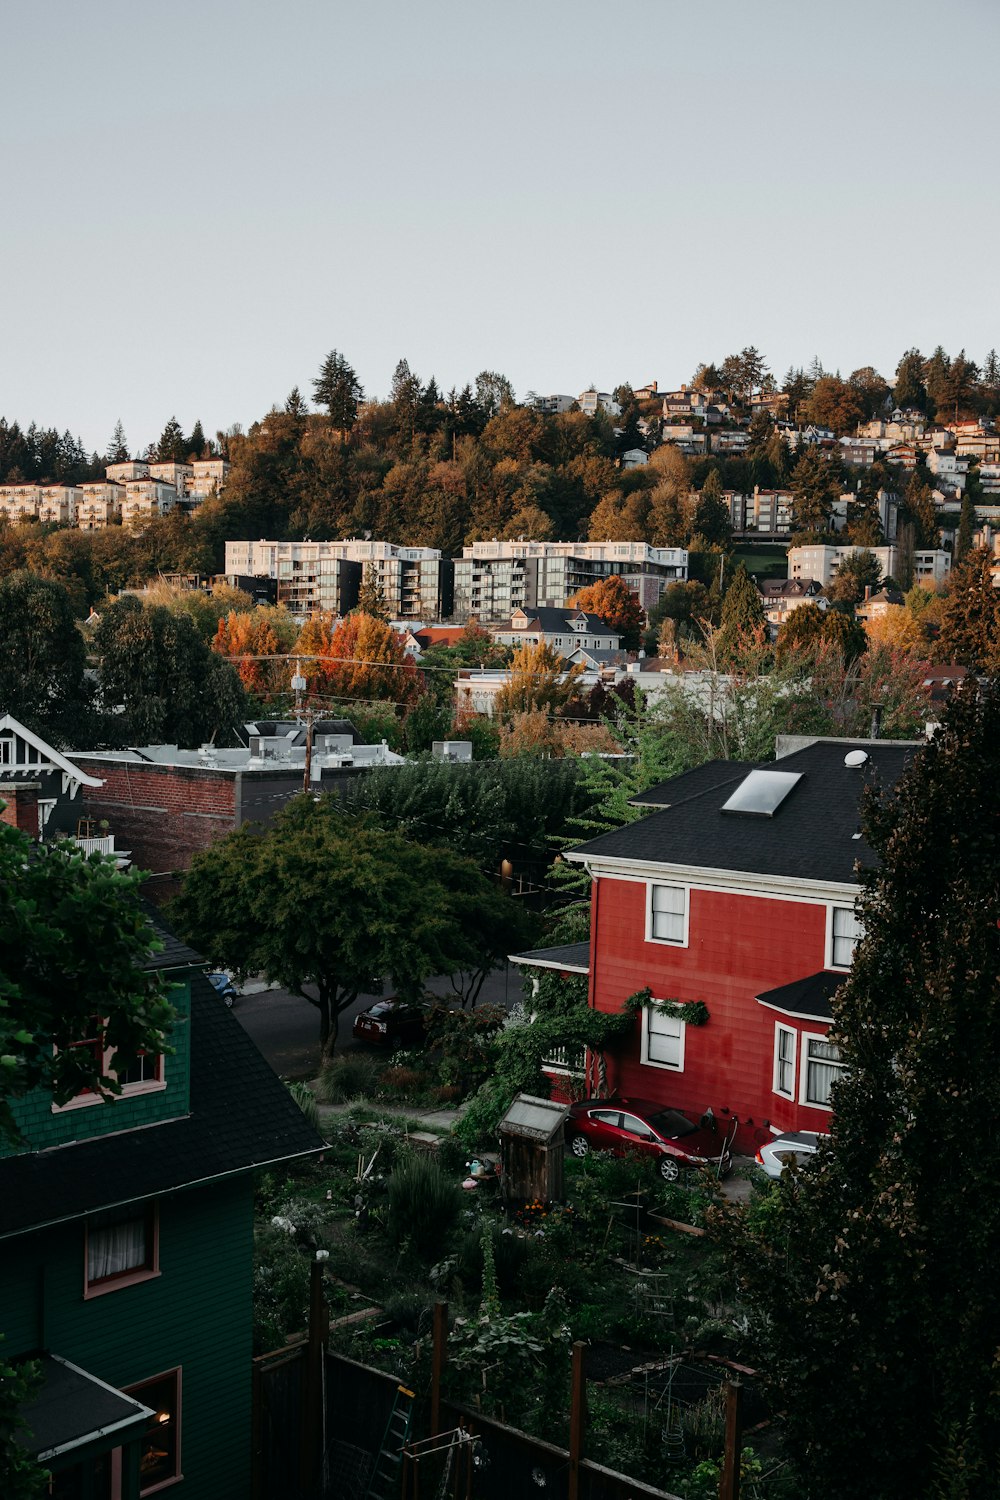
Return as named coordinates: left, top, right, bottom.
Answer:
left=590, top=876, right=837, bottom=1155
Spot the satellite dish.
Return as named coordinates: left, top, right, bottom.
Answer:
left=844, top=749, right=869, bottom=768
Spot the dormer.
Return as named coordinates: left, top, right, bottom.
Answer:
left=511, top=609, right=530, bottom=630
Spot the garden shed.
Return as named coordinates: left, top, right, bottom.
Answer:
left=498, top=1094, right=566, bottom=1207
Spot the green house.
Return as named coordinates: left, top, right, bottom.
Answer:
left=0, top=919, right=323, bottom=1499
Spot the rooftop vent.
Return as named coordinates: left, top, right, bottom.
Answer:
left=844, top=749, right=869, bottom=768
left=721, top=768, right=802, bottom=817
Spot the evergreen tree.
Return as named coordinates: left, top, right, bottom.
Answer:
left=156, top=416, right=187, bottom=462
left=726, top=677, right=1000, bottom=1499
left=893, top=348, right=927, bottom=412
left=717, top=561, right=767, bottom=662
left=691, top=469, right=732, bottom=546
left=955, top=489, right=975, bottom=561
left=186, top=418, right=206, bottom=456
left=354, top=566, right=390, bottom=620
left=789, top=446, right=842, bottom=536
left=312, top=348, right=363, bottom=429
left=106, top=419, right=130, bottom=463
left=938, top=548, right=1000, bottom=669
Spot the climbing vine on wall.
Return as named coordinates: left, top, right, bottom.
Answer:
left=622, top=986, right=710, bottom=1028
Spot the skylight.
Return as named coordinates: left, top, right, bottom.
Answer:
left=721, top=769, right=803, bottom=817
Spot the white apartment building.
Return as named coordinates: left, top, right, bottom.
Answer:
left=106, top=461, right=149, bottom=485
left=576, top=389, right=620, bottom=418
left=78, top=483, right=124, bottom=529
left=531, top=394, right=577, bottom=414
left=224, top=539, right=452, bottom=619
left=788, top=543, right=951, bottom=590
left=188, top=458, right=230, bottom=501
left=0, top=484, right=80, bottom=525
left=452, top=539, right=688, bottom=619
left=148, top=461, right=193, bottom=496
left=121, top=479, right=177, bottom=530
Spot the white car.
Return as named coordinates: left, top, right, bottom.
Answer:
left=755, top=1131, right=824, bottom=1179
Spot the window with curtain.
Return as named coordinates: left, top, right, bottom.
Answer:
left=643, top=1007, right=685, bottom=1070
left=86, top=1204, right=157, bottom=1291
left=650, top=884, right=686, bottom=943
left=804, top=1037, right=844, bottom=1106
left=832, top=906, right=864, bottom=968
left=773, top=1024, right=796, bottom=1099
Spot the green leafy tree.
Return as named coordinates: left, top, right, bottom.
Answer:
left=312, top=348, right=363, bottom=429
left=0, top=571, right=92, bottom=744
left=825, top=548, right=883, bottom=608
left=93, top=595, right=245, bottom=746
left=170, top=797, right=516, bottom=1056
left=724, top=677, right=1000, bottom=1499
left=902, top=473, right=939, bottom=549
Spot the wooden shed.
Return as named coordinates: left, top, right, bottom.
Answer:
left=498, top=1094, right=567, bottom=1208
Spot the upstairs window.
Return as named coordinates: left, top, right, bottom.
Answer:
left=85, top=1202, right=158, bottom=1295
left=648, top=884, right=687, bottom=945
left=831, top=906, right=864, bottom=969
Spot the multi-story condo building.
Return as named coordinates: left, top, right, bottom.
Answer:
left=78, top=482, right=124, bottom=529
left=122, top=479, right=177, bottom=530
left=106, top=460, right=150, bottom=485
left=788, top=543, right=951, bottom=590
left=223, top=539, right=453, bottom=620
left=188, top=458, right=230, bottom=502
left=37, top=485, right=81, bottom=525
left=452, top=539, right=688, bottom=620
left=0, top=485, right=45, bottom=523
left=148, top=461, right=193, bottom=496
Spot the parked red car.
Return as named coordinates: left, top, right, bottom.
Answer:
left=352, top=998, right=430, bottom=1050
left=566, top=1097, right=733, bottom=1182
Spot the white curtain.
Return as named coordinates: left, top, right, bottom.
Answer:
left=806, top=1039, right=842, bottom=1104
left=88, top=1215, right=146, bottom=1281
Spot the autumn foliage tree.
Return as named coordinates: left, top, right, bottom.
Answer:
left=306, top=610, right=421, bottom=707
left=569, top=574, right=644, bottom=649
left=493, top=640, right=585, bottom=719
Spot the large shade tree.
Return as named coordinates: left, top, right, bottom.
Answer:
left=725, top=677, right=1000, bottom=1498
left=170, top=797, right=528, bottom=1054
left=0, top=572, right=91, bottom=744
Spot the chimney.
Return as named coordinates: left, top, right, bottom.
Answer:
left=864, top=585, right=872, bottom=600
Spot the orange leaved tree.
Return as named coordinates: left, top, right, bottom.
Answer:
left=569, top=575, right=644, bottom=649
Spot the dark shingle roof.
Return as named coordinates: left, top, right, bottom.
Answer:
left=756, top=970, right=844, bottom=1021
left=501, top=608, right=619, bottom=638
left=0, top=972, right=324, bottom=1240
left=569, top=740, right=917, bottom=886
left=508, top=942, right=590, bottom=974
left=143, top=905, right=204, bottom=972
left=629, top=760, right=754, bottom=808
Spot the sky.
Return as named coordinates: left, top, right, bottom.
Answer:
left=3, top=0, right=998, bottom=456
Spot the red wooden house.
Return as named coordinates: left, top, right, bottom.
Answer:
left=554, top=738, right=916, bottom=1157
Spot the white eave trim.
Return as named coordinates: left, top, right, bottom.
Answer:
left=563, top=849, right=858, bottom=903
left=507, top=952, right=590, bottom=974
left=0, top=713, right=104, bottom=788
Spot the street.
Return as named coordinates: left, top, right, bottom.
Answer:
left=233, top=964, right=525, bottom=1079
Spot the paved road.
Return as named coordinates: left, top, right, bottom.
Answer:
left=233, top=964, right=524, bottom=1080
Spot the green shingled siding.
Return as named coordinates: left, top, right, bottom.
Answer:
left=0, top=1178, right=254, bottom=1500
left=1, top=978, right=192, bottom=1159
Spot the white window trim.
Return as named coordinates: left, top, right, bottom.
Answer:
left=826, top=902, right=862, bottom=972
left=773, top=1022, right=797, bottom=1101
left=645, top=882, right=690, bottom=947
left=640, top=1003, right=686, bottom=1072
left=798, top=1028, right=843, bottom=1112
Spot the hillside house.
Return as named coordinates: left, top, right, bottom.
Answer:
left=0, top=913, right=322, bottom=1497
left=561, top=738, right=916, bottom=1156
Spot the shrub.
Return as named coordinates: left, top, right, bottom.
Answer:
left=253, top=1223, right=311, bottom=1353
left=285, top=1079, right=320, bottom=1132
left=387, top=1153, right=463, bottom=1259
left=313, top=1053, right=383, bottom=1104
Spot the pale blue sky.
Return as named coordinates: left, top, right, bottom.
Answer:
left=3, top=0, right=997, bottom=455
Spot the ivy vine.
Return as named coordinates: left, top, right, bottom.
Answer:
left=622, top=986, right=710, bottom=1027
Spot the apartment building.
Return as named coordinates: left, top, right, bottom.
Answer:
left=725, top=487, right=794, bottom=539
left=788, top=543, right=951, bottom=589
left=452, top=539, right=688, bottom=619
left=122, top=479, right=177, bottom=529
left=223, top=539, right=453, bottom=619
left=78, top=482, right=124, bottom=529
left=0, top=484, right=81, bottom=525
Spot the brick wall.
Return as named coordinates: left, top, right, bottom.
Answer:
left=76, top=761, right=238, bottom=884
left=0, top=782, right=40, bottom=837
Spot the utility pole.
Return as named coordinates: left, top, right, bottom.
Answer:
left=302, top=710, right=314, bottom=795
